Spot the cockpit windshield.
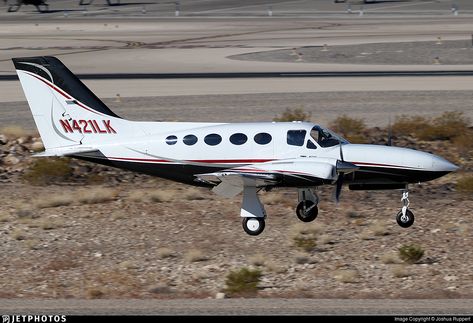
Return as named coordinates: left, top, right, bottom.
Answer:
left=310, top=125, right=349, bottom=148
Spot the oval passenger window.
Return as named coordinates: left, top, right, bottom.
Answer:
left=230, top=133, right=248, bottom=145
left=183, top=134, right=198, bottom=146
left=165, top=135, right=178, bottom=145
left=204, top=133, right=222, bottom=146
left=254, top=133, right=272, bottom=145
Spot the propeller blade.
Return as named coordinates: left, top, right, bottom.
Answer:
left=339, top=142, right=344, bottom=161
left=387, top=118, right=392, bottom=146
left=335, top=173, right=344, bottom=203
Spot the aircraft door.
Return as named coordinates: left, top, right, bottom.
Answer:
left=275, top=129, right=308, bottom=158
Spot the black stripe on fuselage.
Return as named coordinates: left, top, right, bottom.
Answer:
left=352, top=166, right=450, bottom=184
left=72, top=157, right=450, bottom=188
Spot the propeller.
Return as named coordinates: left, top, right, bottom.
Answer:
left=334, top=142, right=359, bottom=203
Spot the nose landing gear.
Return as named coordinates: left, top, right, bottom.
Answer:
left=396, top=190, right=414, bottom=228
left=296, top=188, right=319, bottom=222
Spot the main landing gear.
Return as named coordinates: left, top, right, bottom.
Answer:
left=240, top=186, right=267, bottom=236
left=242, top=217, right=265, bottom=236
left=296, top=188, right=319, bottom=222
left=396, top=189, right=415, bottom=228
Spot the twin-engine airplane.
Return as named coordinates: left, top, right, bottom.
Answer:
left=13, top=56, right=458, bottom=235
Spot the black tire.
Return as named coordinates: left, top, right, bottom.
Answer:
left=242, top=217, right=265, bottom=236
left=296, top=200, right=318, bottom=222
left=396, top=209, right=415, bottom=228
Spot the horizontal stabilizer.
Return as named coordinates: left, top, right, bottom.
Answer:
left=34, top=146, right=99, bottom=157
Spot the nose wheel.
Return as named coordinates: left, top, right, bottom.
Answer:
left=396, top=209, right=414, bottom=228
left=296, top=200, right=318, bottom=222
left=242, top=217, right=265, bottom=236
left=296, top=188, right=319, bottom=223
left=396, top=190, right=415, bottom=228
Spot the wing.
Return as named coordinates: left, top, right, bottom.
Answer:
left=195, top=159, right=337, bottom=198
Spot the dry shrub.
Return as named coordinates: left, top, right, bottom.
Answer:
left=334, top=269, right=359, bottom=283
left=399, top=244, right=424, bottom=264
left=224, top=267, right=262, bottom=296
left=392, top=265, right=410, bottom=278
left=44, top=257, right=77, bottom=271
left=457, top=176, right=473, bottom=193
left=78, top=188, right=117, bottom=204
left=87, top=269, right=142, bottom=298
left=0, top=212, right=10, bottom=223
left=15, top=204, right=36, bottom=218
left=273, top=108, right=311, bottom=122
left=265, top=261, right=286, bottom=274
left=369, top=221, right=390, bottom=236
left=293, top=236, right=317, bottom=252
left=290, top=223, right=323, bottom=236
left=184, top=189, right=206, bottom=201
left=329, top=115, right=366, bottom=143
left=34, top=195, right=73, bottom=208
left=290, top=223, right=323, bottom=252
left=1, top=125, right=28, bottom=138
left=11, top=229, right=27, bottom=241
left=184, top=249, right=208, bottom=262
left=157, top=247, right=176, bottom=259
left=453, top=130, right=473, bottom=157
left=119, top=260, right=139, bottom=270
left=128, top=190, right=146, bottom=202
left=23, top=158, right=73, bottom=185
left=261, top=193, right=286, bottom=205
left=40, top=218, right=65, bottom=230
left=24, top=239, right=41, bottom=250
left=381, top=252, right=402, bottom=264
left=294, top=253, right=309, bottom=264
left=149, top=190, right=174, bottom=203
left=87, top=288, right=105, bottom=299
left=248, top=254, right=267, bottom=267
left=393, top=112, right=470, bottom=141
left=318, top=234, right=333, bottom=245
left=84, top=174, right=105, bottom=185
left=392, top=115, right=430, bottom=137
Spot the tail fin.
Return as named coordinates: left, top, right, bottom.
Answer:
left=12, top=56, right=127, bottom=150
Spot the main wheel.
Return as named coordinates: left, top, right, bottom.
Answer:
left=242, top=217, right=265, bottom=236
left=296, top=200, right=318, bottom=222
left=396, top=209, right=415, bottom=228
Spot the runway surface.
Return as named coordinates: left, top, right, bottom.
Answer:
left=1, top=299, right=473, bottom=315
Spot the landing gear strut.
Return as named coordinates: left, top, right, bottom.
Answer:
left=296, top=188, right=319, bottom=222
left=396, top=189, right=415, bottom=228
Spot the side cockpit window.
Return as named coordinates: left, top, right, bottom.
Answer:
left=306, top=140, right=317, bottom=149
left=287, top=130, right=306, bottom=146
left=311, top=126, right=347, bottom=148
